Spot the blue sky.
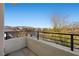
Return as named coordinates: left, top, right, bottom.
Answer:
left=4, top=3, right=79, bottom=28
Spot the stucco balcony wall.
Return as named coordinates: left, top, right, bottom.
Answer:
left=5, top=36, right=79, bottom=56
left=5, top=37, right=27, bottom=55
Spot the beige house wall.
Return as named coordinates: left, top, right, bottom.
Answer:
left=0, top=4, right=4, bottom=56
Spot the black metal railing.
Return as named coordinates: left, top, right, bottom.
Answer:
left=27, top=31, right=79, bottom=51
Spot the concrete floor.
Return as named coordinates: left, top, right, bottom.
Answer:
left=6, top=48, right=37, bottom=56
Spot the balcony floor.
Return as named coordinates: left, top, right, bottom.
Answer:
left=6, top=48, right=37, bottom=56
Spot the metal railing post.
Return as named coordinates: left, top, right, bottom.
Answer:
left=37, top=31, right=39, bottom=40
left=71, top=34, right=74, bottom=51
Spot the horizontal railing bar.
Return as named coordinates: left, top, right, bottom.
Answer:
left=41, top=35, right=79, bottom=41
left=26, top=30, right=79, bottom=36
left=41, top=32, right=79, bottom=36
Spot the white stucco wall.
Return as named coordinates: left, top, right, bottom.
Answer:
left=4, top=37, right=27, bottom=55
left=26, top=37, right=78, bottom=56
left=4, top=36, right=79, bottom=56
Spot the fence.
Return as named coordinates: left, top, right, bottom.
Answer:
left=27, top=31, right=79, bottom=51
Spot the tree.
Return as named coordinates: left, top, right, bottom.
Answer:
left=42, top=28, right=49, bottom=32
left=69, top=22, right=79, bottom=34
left=51, top=14, right=68, bottom=32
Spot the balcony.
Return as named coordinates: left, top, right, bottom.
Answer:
left=4, top=31, right=79, bottom=56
